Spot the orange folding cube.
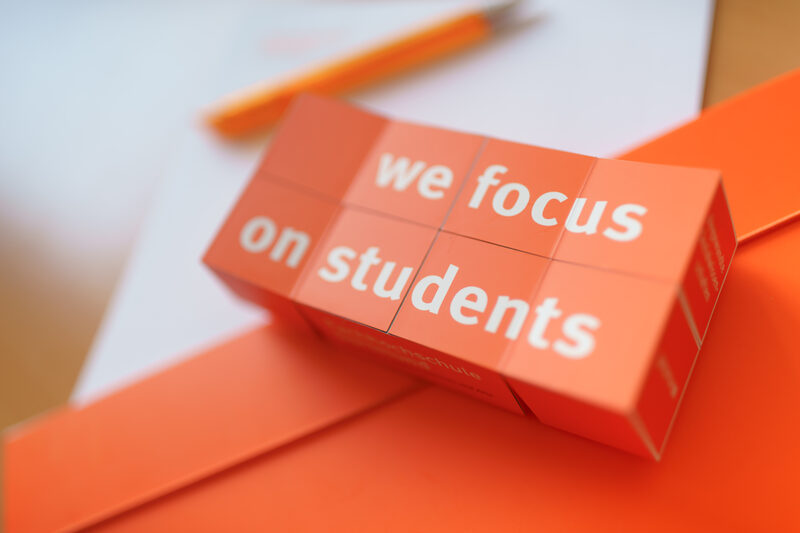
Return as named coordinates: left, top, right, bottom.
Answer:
left=204, top=93, right=737, bottom=458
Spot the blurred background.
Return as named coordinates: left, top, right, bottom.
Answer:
left=1, top=0, right=799, bottom=494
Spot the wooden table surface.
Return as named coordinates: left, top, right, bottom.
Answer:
left=1, top=0, right=799, bottom=501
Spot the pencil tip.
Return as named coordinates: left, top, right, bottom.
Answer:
left=480, top=0, right=525, bottom=30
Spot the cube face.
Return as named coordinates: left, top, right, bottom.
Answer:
left=303, top=309, right=525, bottom=414
left=205, top=94, right=737, bottom=458
left=635, top=299, right=699, bottom=454
left=680, top=183, right=738, bottom=341
left=500, top=261, right=676, bottom=413
left=293, top=207, right=436, bottom=331
left=383, top=334, right=525, bottom=413
left=551, top=158, right=722, bottom=282
left=257, top=93, right=387, bottom=200
left=390, top=232, right=549, bottom=371
left=345, top=121, right=484, bottom=227
left=204, top=178, right=338, bottom=298
left=444, top=139, right=595, bottom=257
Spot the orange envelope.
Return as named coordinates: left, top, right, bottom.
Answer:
left=6, top=69, right=800, bottom=532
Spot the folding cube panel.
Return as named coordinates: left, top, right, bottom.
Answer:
left=204, top=94, right=737, bottom=459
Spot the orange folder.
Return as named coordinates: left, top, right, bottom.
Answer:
left=6, top=69, right=800, bottom=532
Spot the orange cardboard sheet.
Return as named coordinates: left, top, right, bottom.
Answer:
left=623, top=69, right=800, bottom=241
left=6, top=70, right=800, bottom=531
left=3, top=324, right=419, bottom=533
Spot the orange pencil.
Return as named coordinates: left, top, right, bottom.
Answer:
left=206, top=0, right=522, bottom=138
